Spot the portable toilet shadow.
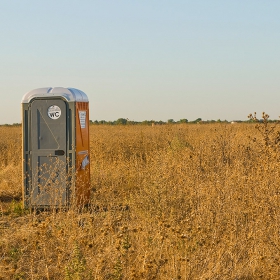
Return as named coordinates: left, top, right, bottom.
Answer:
left=22, top=87, right=90, bottom=208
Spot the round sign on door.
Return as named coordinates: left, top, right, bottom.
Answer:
left=47, top=105, right=61, bottom=120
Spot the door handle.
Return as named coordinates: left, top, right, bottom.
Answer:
left=55, top=150, right=65, bottom=156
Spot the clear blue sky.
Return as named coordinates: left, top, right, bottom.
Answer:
left=1, top=0, right=280, bottom=124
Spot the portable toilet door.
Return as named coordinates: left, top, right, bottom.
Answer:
left=22, top=87, right=90, bottom=208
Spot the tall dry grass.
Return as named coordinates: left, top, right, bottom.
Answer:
left=1, top=121, right=280, bottom=279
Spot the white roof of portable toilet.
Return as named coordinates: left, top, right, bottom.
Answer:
left=21, top=87, right=88, bottom=103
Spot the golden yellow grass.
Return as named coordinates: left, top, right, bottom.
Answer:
left=0, top=122, right=280, bottom=279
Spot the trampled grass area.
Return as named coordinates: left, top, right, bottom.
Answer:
left=0, top=122, right=280, bottom=279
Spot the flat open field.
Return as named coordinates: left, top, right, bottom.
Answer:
left=0, top=123, right=280, bottom=279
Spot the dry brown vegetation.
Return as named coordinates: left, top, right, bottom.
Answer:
left=1, top=120, right=280, bottom=279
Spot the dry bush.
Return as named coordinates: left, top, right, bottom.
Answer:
left=1, top=121, right=280, bottom=279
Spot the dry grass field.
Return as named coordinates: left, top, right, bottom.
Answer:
left=1, top=120, right=280, bottom=279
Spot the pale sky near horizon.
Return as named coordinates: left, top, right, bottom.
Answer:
left=1, top=1, right=280, bottom=124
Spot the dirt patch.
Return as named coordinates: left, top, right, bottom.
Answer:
left=0, top=193, right=21, bottom=202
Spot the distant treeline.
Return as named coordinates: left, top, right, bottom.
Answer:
left=0, top=123, right=22, bottom=127
left=90, top=118, right=189, bottom=125
left=89, top=118, right=279, bottom=125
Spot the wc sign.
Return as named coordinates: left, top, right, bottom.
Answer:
left=47, top=105, right=61, bottom=120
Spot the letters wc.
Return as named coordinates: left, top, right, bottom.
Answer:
left=21, top=87, right=90, bottom=208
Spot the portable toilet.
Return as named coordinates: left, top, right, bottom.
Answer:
left=22, top=87, right=90, bottom=208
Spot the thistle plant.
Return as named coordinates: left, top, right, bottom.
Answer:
left=248, top=111, right=280, bottom=149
